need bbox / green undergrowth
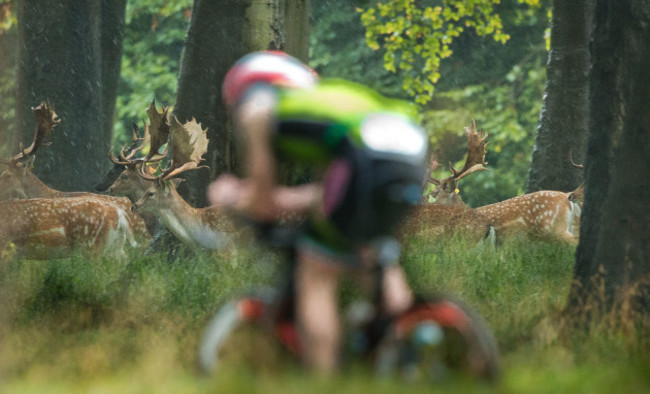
[0,237,648,393]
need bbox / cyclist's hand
[208,174,246,209]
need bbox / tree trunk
[100,0,127,144]
[16,1,106,191]
[525,0,592,193]
[173,0,310,207]
[568,0,650,321]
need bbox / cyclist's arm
[208,88,323,222]
[208,176,322,221]
[235,88,277,221]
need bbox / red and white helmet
[222,51,318,107]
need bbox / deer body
[0,165,100,200]
[400,204,493,242]
[0,102,151,252]
[421,120,584,244]
[0,197,146,260]
[475,191,581,243]
[0,166,86,200]
[0,165,151,243]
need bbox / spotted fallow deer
[474,191,581,244]
[424,120,489,206]
[129,112,242,251]
[94,113,167,235]
[424,121,583,243]
[95,123,154,202]
[401,120,494,241]
[567,154,585,205]
[0,102,151,249]
[421,120,582,244]
[0,197,144,260]
[95,100,171,203]
[472,154,585,244]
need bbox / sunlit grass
[0,236,648,393]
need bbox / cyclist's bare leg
[381,265,413,316]
[358,247,413,316]
[295,248,342,374]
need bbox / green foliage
[113,0,192,148]
[359,0,542,104]
[309,0,406,98]
[0,0,16,156]
[0,0,16,32]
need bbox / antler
[108,100,168,167]
[449,119,488,180]
[121,122,150,161]
[138,116,209,181]
[421,120,489,205]
[569,152,584,170]
[109,123,146,166]
[1,102,59,165]
[144,99,171,161]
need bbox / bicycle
[198,228,500,382]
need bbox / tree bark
[173,0,310,206]
[100,0,127,145]
[16,1,106,191]
[525,0,592,193]
[568,0,650,320]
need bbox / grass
[0,236,648,393]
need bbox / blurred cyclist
[208,51,428,373]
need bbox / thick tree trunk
[174,0,310,206]
[525,0,592,193]
[568,0,650,320]
[100,0,127,144]
[16,1,106,191]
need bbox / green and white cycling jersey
[264,79,428,254]
[273,79,427,166]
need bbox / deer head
[568,153,585,204]
[0,102,59,200]
[97,100,170,201]
[424,120,488,206]
[132,116,209,212]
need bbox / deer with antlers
[400,120,494,242]
[423,120,490,206]
[0,102,77,200]
[94,104,170,234]
[94,122,156,202]
[123,105,241,251]
[567,154,585,205]
[0,102,151,257]
[421,120,582,244]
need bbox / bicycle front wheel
[375,294,500,382]
[198,294,287,375]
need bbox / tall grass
[0,237,648,393]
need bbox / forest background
[0,0,550,207]
[0,0,649,392]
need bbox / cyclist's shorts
[301,155,423,262]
